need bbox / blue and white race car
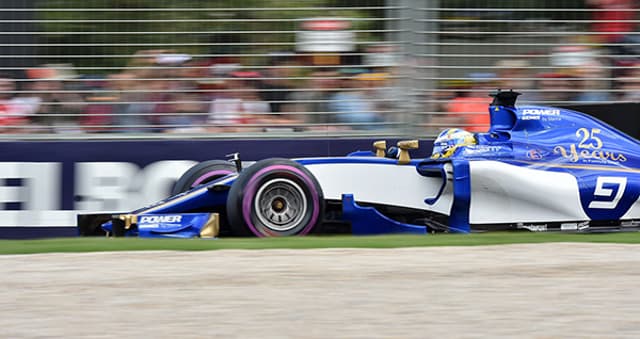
[77,90,640,237]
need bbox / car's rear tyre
[172,160,236,195]
[226,158,323,237]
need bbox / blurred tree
[0,0,38,77]
[443,0,589,19]
[445,0,585,9]
[35,0,385,73]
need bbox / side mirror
[373,140,387,157]
[397,140,419,164]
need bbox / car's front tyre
[172,160,237,195]
[226,158,324,237]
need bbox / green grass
[2,232,640,255]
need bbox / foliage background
[34,0,590,72]
[35,0,386,72]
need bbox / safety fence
[0,0,638,139]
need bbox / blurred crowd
[429,0,640,133]
[0,50,401,134]
[1,0,639,135]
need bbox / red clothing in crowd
[446,96,493,132]
[590,0,636,43]
[0,100,33,130]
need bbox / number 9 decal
[589,176,627,209]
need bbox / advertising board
[0,138,430,238]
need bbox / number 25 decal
[589,176,627,209]
[576,128,603,149]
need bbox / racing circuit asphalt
[1,243,640,338]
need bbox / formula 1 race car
[77,90,640,238]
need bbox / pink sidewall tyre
[226,158,324,237]
[171,160,236,195]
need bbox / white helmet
[431,128,476,159]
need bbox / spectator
[258,53,298,114]
[289,68,341,130]
[618,76,640,101]
[328,69,385,130]
[494,59,538,102]
[0,75,36,133]
[159,92,207,134]
[438,73,495,133]
[207,71,271,132]
[177,59,211,130]
[149,56,207,133]
[109,72,155,133]
[536,72,578,105]
[573,60,611,102]
[357,71,393,114]
[587,0,636,48]
[423,82,462,135]
[80,77,116,133]
[618,63,640,101]
[144,70,174,132]
[27,66,86,133]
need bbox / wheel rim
[253,178,307,232]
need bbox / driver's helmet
[431,128,476,159]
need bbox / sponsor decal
[526,149,543,160]
[297,17,354,52]
[621,220,640,227]
[560,221,589,231]
[521,108,561,121]
[301,19,351,31]
[554,145,627,163]
[139,215,183,224]
[474,145,504,152]
[516,223,547,232]
[0,160,195,227]
[461,145,506,157]
[553,128,626,163]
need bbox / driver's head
[431,128,476,159]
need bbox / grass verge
[1,232,640,255]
